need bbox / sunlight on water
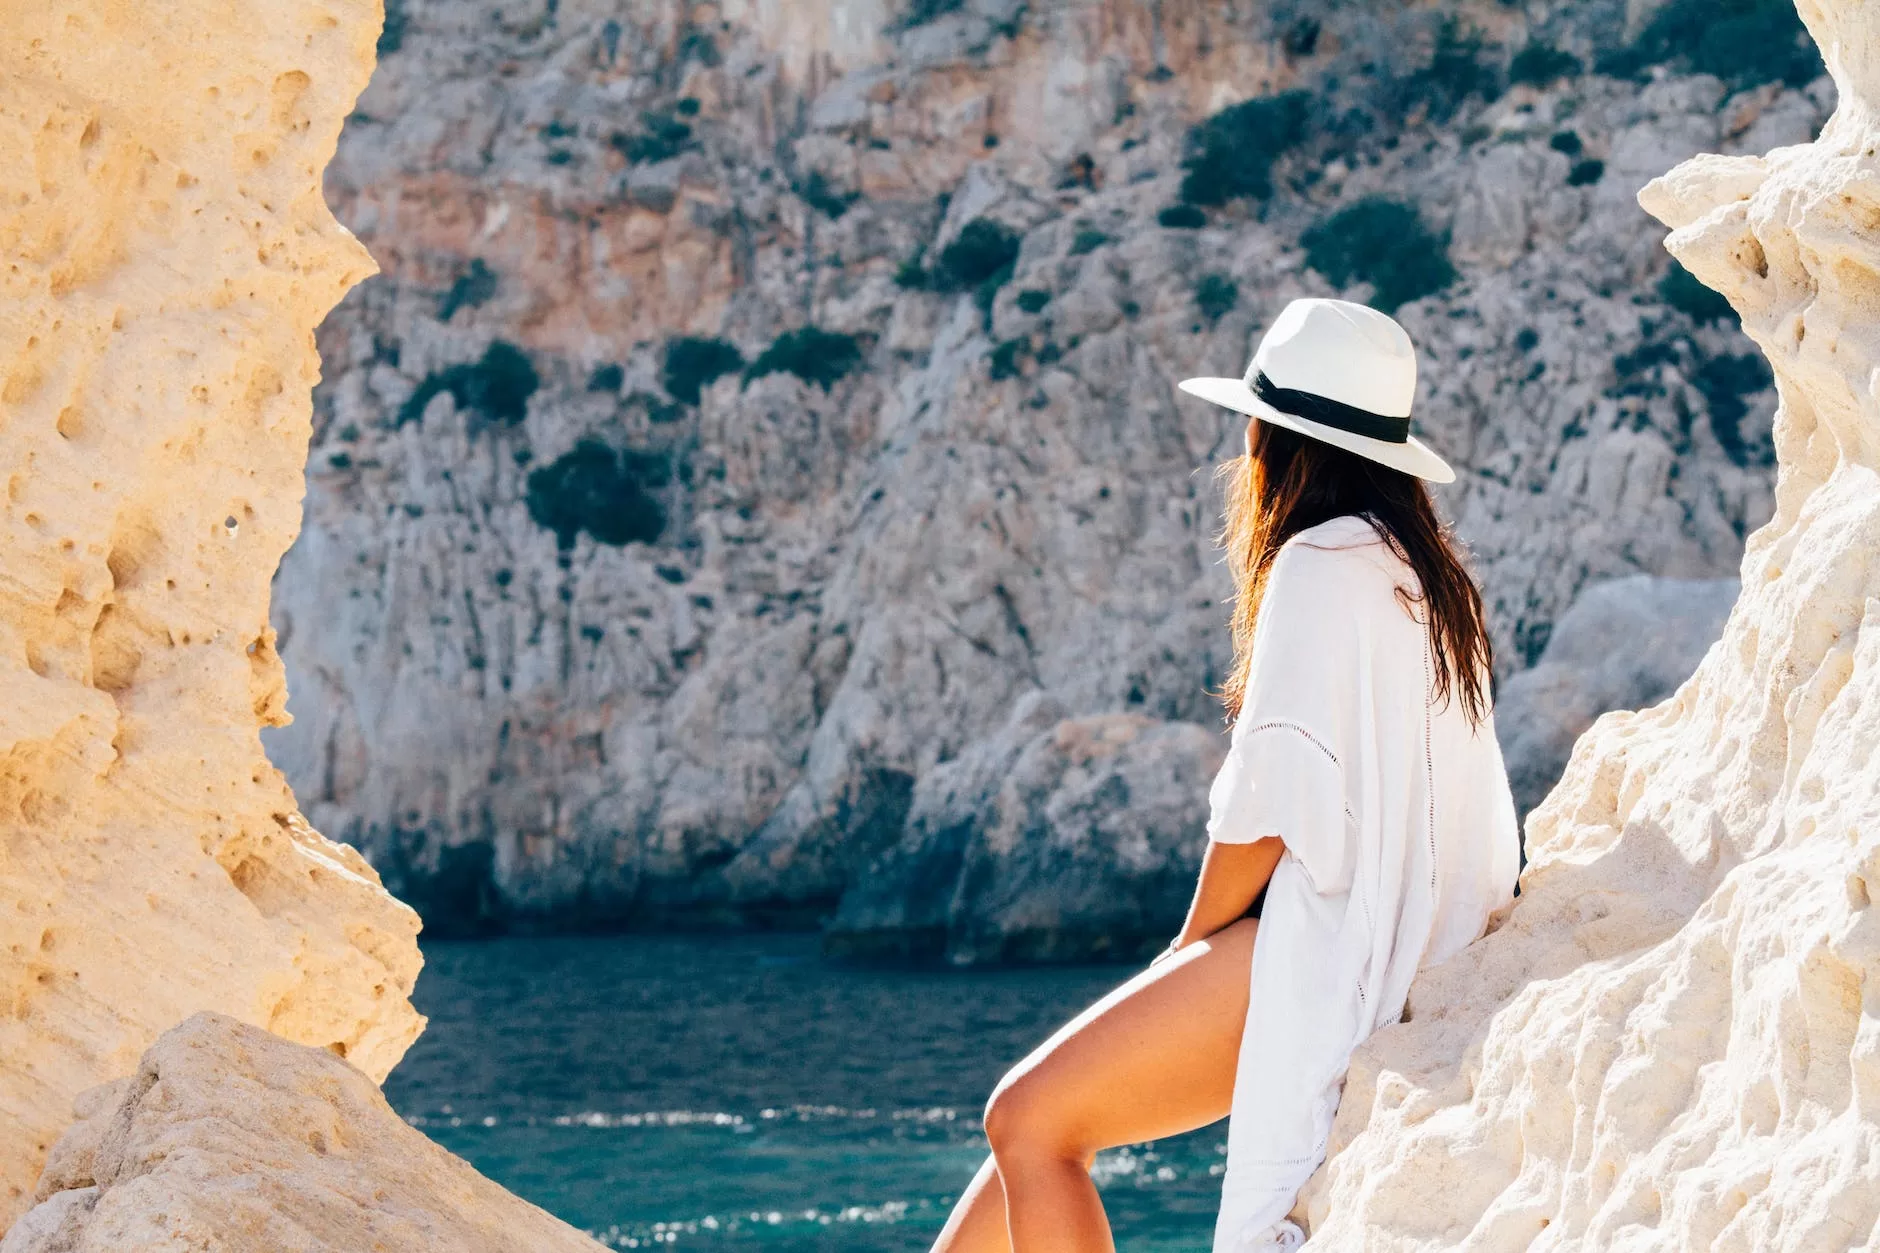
[388,933,1227,1250]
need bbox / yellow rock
[0,0,423,1228]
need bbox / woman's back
[1285,514,1521,969]
[1207,512,1520,1251]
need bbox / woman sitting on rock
[931,297,1523,1253]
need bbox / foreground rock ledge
[0,0,423,1224]
[1,1013,605,1253]
[1300,2,1880,1247]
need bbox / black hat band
[1251,371,1411,444]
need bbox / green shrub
[1158,204,1207,229]
[613,110,694,164]
[1659,260,1737,326]
[899,0,964,28]
[1515,327,1540,353]
[1693,353,1774,465]
[1596,0,1822,91]
[974,269,1012,328]
[662,336,744,405]
[1566,158,1605,186]
[894,250,930,290]
[1281,16,1321,59]
[1069,229,1109,256]
[377,0,408,54]
[989,338,1027,381]
[1016,289,1051,314]
[1549,130,1583,156]
[398,341,539,427]
[935,219,1022,291]
[1509,42,1583,87]
[1390,17,1502,123]
[1178,90,1313,206]
[1301,198,1457,313]
[525,439,669,549]
[799,170,858,219]
[587,363,625,393]
[438,258,498,322]
[1195,273,1239,323]
[541,119,576,140]
[744,327,864,391]
[675,97,701,116]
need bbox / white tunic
[1205,513,1521,1252]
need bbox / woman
[931,297,1522,1253]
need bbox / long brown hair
[1211,418,1494,729]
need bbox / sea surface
[387,933,1228,1250]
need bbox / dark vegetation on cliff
[662,336,744,405]
[525,439,671,549]
[744,327,865,391]
[1597,0,1822,90]
[1301,198,1458,313]
[1177,89,1312,206]
[397,341,539,428]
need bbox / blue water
[386,933,1228,1250]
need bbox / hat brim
[1177,376,1456,484]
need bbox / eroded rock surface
[1,1013,605,1253]
[1300,2,1880,1245]
[267,0,1817,938]
[0,0,423,1225]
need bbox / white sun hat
[1177,296,1456,484]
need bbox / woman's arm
[1157,836,1286,962]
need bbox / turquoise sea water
[386,933,1227,1250]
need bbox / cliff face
[269,0,1821,939]
[0,0,423,1225]
[1301,0,1880,1243]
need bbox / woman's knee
[983,1065,1081,1162]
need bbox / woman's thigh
[983,918,1257,1159]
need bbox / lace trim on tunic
[1236,718,1360,828]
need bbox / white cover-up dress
[1205,513,1521,1252]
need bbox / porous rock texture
[1298,1,1880,1246]
[0,0,423,1227]
[0,1012,606,1253]
[267,0,1821,944]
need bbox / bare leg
[929,918,1258,1253]
[930,1155,1010,1253]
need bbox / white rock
[1299,4,1880,1244]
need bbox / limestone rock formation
[825,690,1227,964]
[1299,1,1880,1245]
[0,0,423,1226]
[1,1012,606,1253]
[1495,573,1738,818]
[266,0,1819,939]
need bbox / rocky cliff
[1300,0,1880,1242]
[268,0,1825,943]
[0,0,423,1227]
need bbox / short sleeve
[1205,544,1359,896]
